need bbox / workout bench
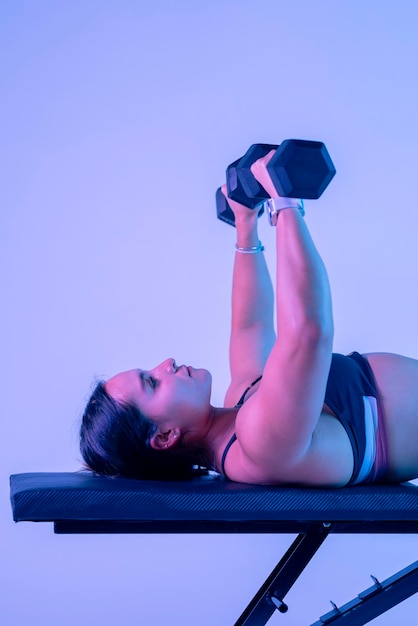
[9,472,418,625]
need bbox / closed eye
[139,371,157,390]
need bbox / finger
[250,149,276,178]
[250,150,279,198]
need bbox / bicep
[238,332,332,472]
[224,325,276,407]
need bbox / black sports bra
[220,375,261,475]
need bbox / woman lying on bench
[80,151,418,487]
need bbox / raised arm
[222,186,276,407]
[232,153,335,481]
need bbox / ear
[149,428,181,451]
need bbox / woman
[80,151,418,486]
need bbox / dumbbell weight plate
[267,139,336,199]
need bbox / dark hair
[80,382,211,480]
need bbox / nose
[156,358,177,374]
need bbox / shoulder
[219,393,296,483]
[222,405,355,486]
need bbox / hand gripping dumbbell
[216,139,336,226]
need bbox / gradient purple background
[2,2,418,624]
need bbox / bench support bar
[235,524,331,625]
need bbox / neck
[201,405,239,472]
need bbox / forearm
[275,208,334,341]
[248,151,333,341]
[232,215,274,331]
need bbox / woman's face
[105,358,213,435]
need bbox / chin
[191,366,211,379]
[202,368,212,384]
[193,367,212,389]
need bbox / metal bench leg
[234,523,332,626]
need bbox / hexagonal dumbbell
[216,140,336,226]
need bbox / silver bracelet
[266,198,305,226]
[235,242,265,254]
